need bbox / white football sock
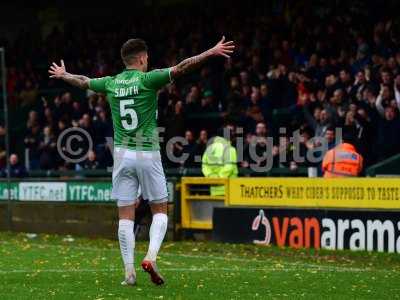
[118,219,135,277]
[145,213,168,261]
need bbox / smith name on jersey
[88,68,172,151]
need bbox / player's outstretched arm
[48,60,90,89]
[170,36,234,79]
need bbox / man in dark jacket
[377,106,400,160]
[2,154,27,178]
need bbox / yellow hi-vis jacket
[201,136,238,195]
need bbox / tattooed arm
[48,60,90,89]
[170,36,234,79]
[59,74,90,89]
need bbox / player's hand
[49,60,67,79]
[210,36,235,58]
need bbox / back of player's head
[121,39,148,65]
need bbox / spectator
[38,126,57,170]
[304,106,333,137]
[326,88,346,124]
[288,127,314,169]
[57,119,68,136]
[26,110,40,130]
[1,154,27,178]
[377,106,400,160]
[24,124,41,170]
[87,94,98,118]
[93,109,113,167]
[353,107,376,167]
[324,127,337,150]
[185,85,201,114]
[173,130,197,168]
[199,90,216,114]
[350,70,367,100]
[375,84,394,116]
[164,100,185,142]
[93,109,112,146]
[79,113,95,142]
[259,82,273,122]
[339,68,353,94]
[60,92,74,120]
[42,107,55,129]
[380,69,393,85]
[19,79,38,107]
[244,87,264,133]
[202,125,238,195]
[77,150,100,170]
[242,122,270,169]
[273,135,292,169]
[322,132,363,177]
[192,129,208,167]
[71,101,84,124]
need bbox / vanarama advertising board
[229,178,400,209]
[213,207,400,253]
[212,177,400,253]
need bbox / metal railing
[180,177,229,230]
[366,153,400,177]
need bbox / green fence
[0,179,176,203]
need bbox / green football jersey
[89,68,171,151]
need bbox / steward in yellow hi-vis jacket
[202,136,238,195]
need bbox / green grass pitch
[0,232,400,299]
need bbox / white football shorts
[112,147,168,206]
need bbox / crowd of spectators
[1,2,400,175]
[23,91,113,171]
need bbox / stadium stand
[0,1,399,176]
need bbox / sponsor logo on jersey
[115,78,139,84]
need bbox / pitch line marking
[0,241,389,273]
[0,266,361,274]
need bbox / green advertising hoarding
[0,182,18,200]
[68,182,112,202]
[0,181,174,202]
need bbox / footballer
[48,36,234,286]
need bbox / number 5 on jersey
[120,99,138,130]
